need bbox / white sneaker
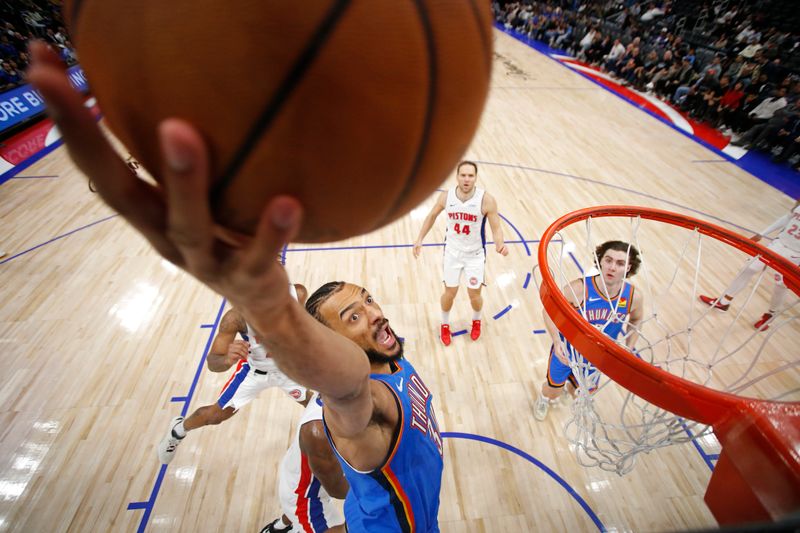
[533,396,550,421]
[157,416,185,464]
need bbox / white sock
[173,420,187,438]
[724,260,762,300]
[472,310,481,321]
[441,311,450,325]
[768,284,787,314]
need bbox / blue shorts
[546,343,598,390]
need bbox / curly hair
[594,240,641,276]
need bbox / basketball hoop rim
[537,205,800,427]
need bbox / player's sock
[769,284,787,314]
[172,420,187,438]
[472,310,481,321]
[441,311,450,325]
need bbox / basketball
[62,2,493,243]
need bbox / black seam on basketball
[69,0,85,42]
[466,0,491,74]
[372,0,437,231]
[210,0,353,207]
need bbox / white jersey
[444,186,486,253]
[775,205,800,252]
[244,284,298,372]
[277,392,344,531]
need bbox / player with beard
[28,43,444,531]
[304,282,443,532]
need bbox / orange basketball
[63,1,492,243]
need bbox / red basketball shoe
[699,294,729,311]
[470,320,481,341]
[440,324,451,346]
[753,313,773,331]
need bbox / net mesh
[535,213,800,475]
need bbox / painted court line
[442,432,605,532]
[0,214,119,265]
[128,298,227,533]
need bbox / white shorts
[278,452,344,533]
[217,360,307,410]
[443,246,486,288]
[766,239,800,284]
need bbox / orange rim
[537,205,800,426]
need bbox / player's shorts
[279,453,344,533]
[442,246,486,288]
[766,240,800,283]
[217,360,307,410]
[546,343,599,391]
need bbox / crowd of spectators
[493,0,800,171]
[1,0,75,92]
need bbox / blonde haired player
[412,161,508,346]
[699,199,800,331]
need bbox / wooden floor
[1,30,797,532]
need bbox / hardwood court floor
[0,29,797,532]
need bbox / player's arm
[625,287,644,350]
[299,420,350,499]
[753,209,794,242]
[412,191,447,257]
[29,51,384,469]
[483,192,508,256]
[542,279,584,364]
[207,309,249,372]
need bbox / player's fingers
[244,196,303,276]
[159,119,217,276]
[28,43,183,265]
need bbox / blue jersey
[324,358,443,532]
[581,275,634,339]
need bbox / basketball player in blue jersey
[413,161,508,346]
[534,241,644,421]
[33,51,445,530]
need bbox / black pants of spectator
[773,138,800,162]
[737,122,783,148]
[729,113,767,134]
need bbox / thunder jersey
[324,358,443,532]
[444,186,486,253]
[776,204,800,252]
[575,275,634,341]
[243,284,298,372]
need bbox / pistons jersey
[776,204,800,252]
[242,284,298,372]
[324,358,444,532]
[444,187,486,253]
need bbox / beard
[365,336,404,365]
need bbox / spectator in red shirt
[717,81,745,132]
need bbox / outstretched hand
[27,41,301,318]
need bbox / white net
[535,213,800,475]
